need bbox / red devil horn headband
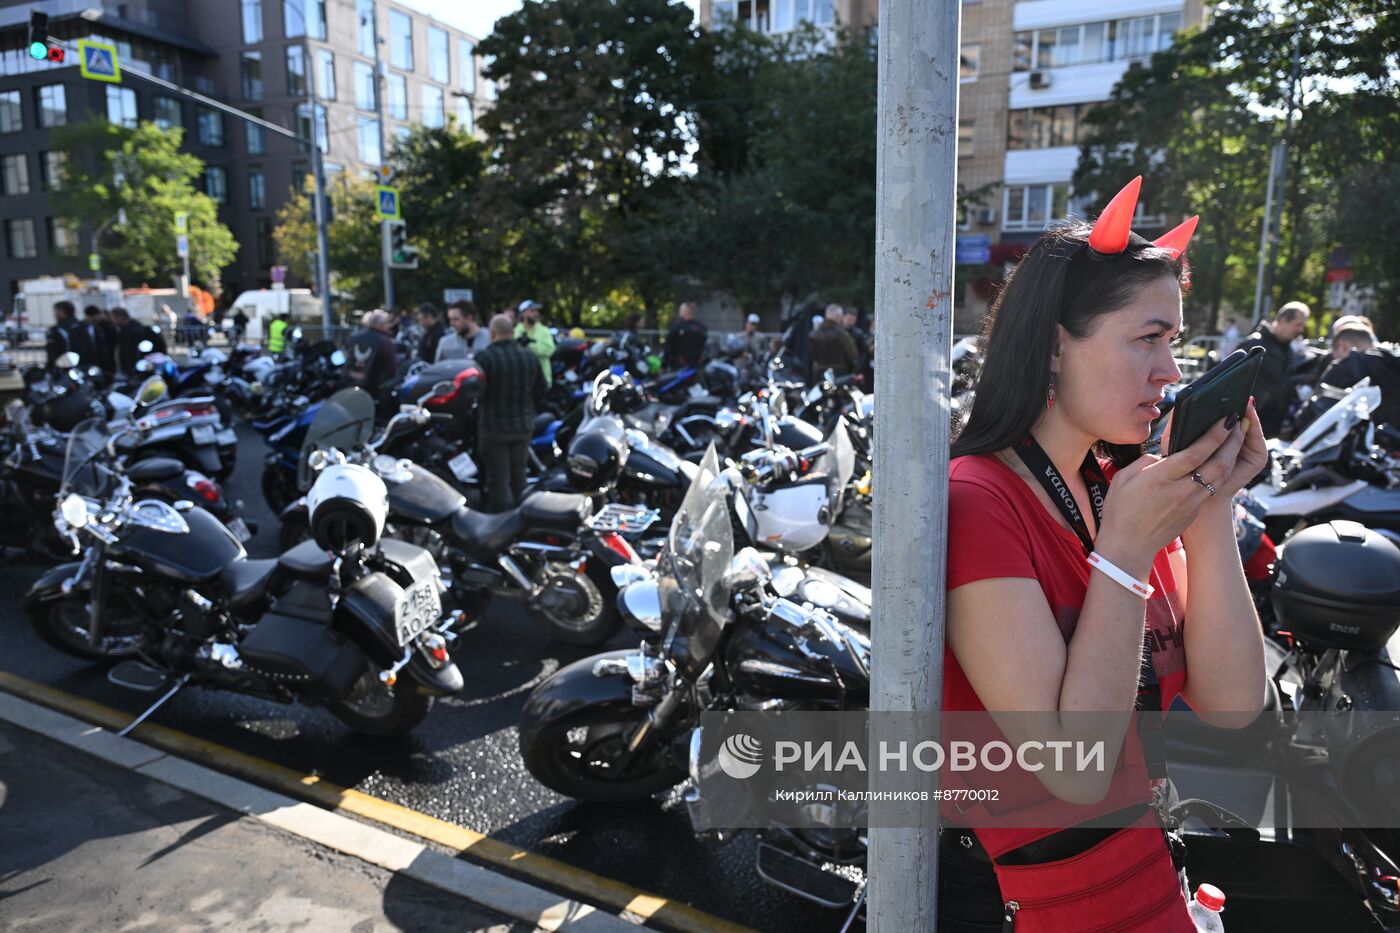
[1085,176,1197,259]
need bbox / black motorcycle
[22,418,462,737]
[276,387,656,645]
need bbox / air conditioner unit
[974,208,997,225]
[1029,70,1052,89]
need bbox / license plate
[396,579,442,645]
[447,452,477,482]
[191,425,215,445]
[216,428,237,446]
[227,517,252,543]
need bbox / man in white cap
[738,312,768,363]
[514,299,556,386]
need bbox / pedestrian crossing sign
[78,40,121,83]
[375,186,401,220]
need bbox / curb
[0,673,754,933]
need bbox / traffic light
[386,220,419,269]
[27,12,64,63]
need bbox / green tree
[272,169,382,310]
[476,0,704,325]
[50,119,238,289]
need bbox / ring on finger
[1189,471,1217,497]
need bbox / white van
[226,288,323,342]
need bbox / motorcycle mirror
[137,339,155,353]
[725,547,771,592]
[330,349,346,366]
[292,327,304,341]
[610,564,651,589]
[60,493,89,530]
[57,351,80,370]
[417,380,455,404]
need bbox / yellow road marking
[0,671,754,933]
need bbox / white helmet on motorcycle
[306,462,389,552]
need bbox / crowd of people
[43,300,167,379]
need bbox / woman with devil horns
[936,178,1269,931]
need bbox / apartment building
[0,0,490,301]
[698,0,1207,325]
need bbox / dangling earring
[1046,382,1057,411]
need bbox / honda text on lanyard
[1012,437,1169,791]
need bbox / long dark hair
[952,222,1186,467]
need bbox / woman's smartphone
[1167,346,1265,454]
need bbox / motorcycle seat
[127,457,184,483]
[533,413,557,435]
[450,507,526,558]
[277,539,334,580]
[221,558,278,615]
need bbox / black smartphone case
[1168,346,1265,454]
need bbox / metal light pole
[1250,28,1304,327]
[868,0,960,928]
[368,0,394,311]
[304,39,334,330]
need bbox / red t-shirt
[942,453,1194,932]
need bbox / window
[308,0,327,40]
[1003,183,1072,231]
[428,27,449,83]
[957,118,974,157]
[354,61,376,110]
[318,50,336,100]
[459,39,475,92]
[205,166,228,203]
[107,86,138,128]
[154,96,182,129]
[1006,104,1098,150]
[284,0,305,37]
[248,167,266,209]
[287,45,306,97]
[241,52,263,100]
[197,108,224,146]
[960,43,979,81]
[48,218,77,254]
[389,11,413,70]
[456,95,473,133]
[0,91,21,133]
[422,85,444,128]
[1014,14,1180,72]
[357,116,381,165]
[246,113,266,154]
[717,0,833,32]
[296,103,328,152]
[292,161,309,192]
[392,124,410,143]
[357,0,376,56]
[36,85,66,128]
[2,154,29,195]
[387,73,407,119]
[256,218,274,266]
[41,151,65,190]
[242,0,263,43]
[6,218,37,259]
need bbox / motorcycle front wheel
[29,595,144,662]
[520,708,686,802]
[326,670,432,737]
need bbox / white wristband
[1086,551,1154,600]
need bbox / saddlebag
[238,613,366,701]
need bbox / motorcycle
[276,387,656,645]
[21,417,462,737]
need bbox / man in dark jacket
[416,303,445,364]
[1239,300,1310,438]
[1317,327,1400,428]
[109,306,156,376]
[80,305,116,374]
[475,313,547,511]
[345,309,399,391]
[810,304,861,377]
[45,300,87,367]
[663,302,708,369]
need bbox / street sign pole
[869,0,960,928]
[381,220,396,309]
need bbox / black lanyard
[1012,436,1167,778]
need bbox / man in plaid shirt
[474,314,548,511]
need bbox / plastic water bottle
[1188,883,1225,932]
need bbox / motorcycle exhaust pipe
[497,554,535,593]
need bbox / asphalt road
[0,423,856,933]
